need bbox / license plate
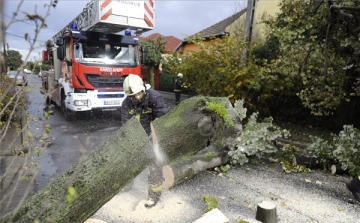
[104,100,120,105]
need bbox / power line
[4,13,60,31]
[6,32,49,44]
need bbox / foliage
[281,160,310,174]
[306,125,360,177]
[225,99,290,166]
[205,101,234,127]
[214,164,231,173]
[252,35,280,63]
[202,195,218,212]
[164,33,274,108]
[41,63,53,71]
[226,112,289,165]
[25,61,35,70]
[0,75,28,124]
[141,37,166,87]
[160,52,182,77]
[142,37,165,66]
[66,186,77,203]
[274,144,310,173]
[260,0,360,116]
[233,99,247,123]
[6,50,23,70]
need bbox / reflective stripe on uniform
[143,108,152,114]
[149,184,162,193]
[174,89,182,92]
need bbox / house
[139,33,182,90]
[177,9,247,53]
[177,0,281,53]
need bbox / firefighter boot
[145,189,161,208]
[346,176,360,202]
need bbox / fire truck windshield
[74,41,139,66]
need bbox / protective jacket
[120,89,168,135]
[174,79,183,92]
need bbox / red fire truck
[41,0,155,120]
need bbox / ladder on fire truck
[53,0,155,40]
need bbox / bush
[306,125,360,177]
[0,75,28,125]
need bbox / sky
[3,0,247,61]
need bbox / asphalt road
[26,75,180,192]
[26,75,360,223]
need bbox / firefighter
[347,176,360,202]
[174,73,183,105]
[121,74,168,208]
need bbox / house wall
[226,12,247,38]
[178,0,281,54]
[251,0,281,43]
[178,42,199,54]
[179,38,220,54]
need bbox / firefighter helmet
[177,73,183,78]
[123,74,145,96]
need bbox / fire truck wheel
[62,99,74,121]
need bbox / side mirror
[56,38,64,46]
[57,46,64,60]
[141,45,146,65]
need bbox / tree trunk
[152,96,240,162]
[1,118,154,223]
[162,146,230,189]
[149,66,155,89]
[255,201,277,223]
[1,96,240,223]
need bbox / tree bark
[162,146,230,189]
[1,96,240,223]
[152,96,240,163]
[1,118,153,223]
[255,201,277,223]
[149,66,155,89]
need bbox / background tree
[141,37,165,88]
[26,61,35,70]
[165,33,272,114]
[257,0,360,129]
[6,50,23,70]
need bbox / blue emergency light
[125,30,131,36]
[70,23,78,30]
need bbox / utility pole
[0,0,5,73]
[1,29,6,73]
[244,0,256,44]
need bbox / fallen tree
[1,118,153,223]
[162,145,230,189]
[1,96,240,223]
[152,96,241,162]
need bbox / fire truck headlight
[74,100,88,106]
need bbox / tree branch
[330,5,360,12]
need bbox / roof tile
[139,33,182,52]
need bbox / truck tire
[62,99,74,121]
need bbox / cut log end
[162,165,175,189]
[255,201,277,223]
